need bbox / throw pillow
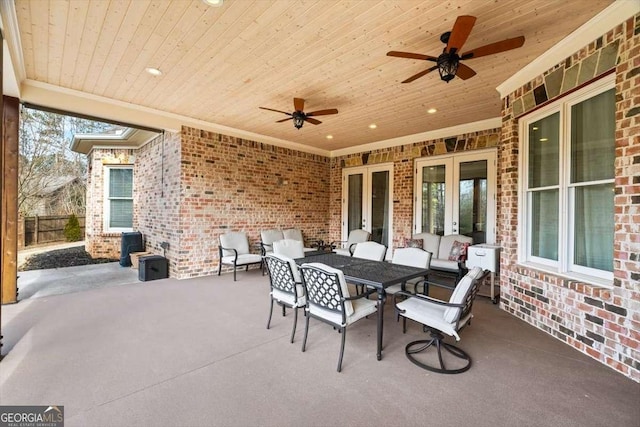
[404,238,423,249]
[448,240,470,261]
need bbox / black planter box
[138,255,168,281]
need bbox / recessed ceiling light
[369,124,377,129]
[145,67,162,76]
[326,135,333,139]
[427,108,437,114]
[532,126,539,130]
[539,138,548,142]
[202,0,224,6]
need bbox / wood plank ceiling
[14,0,613,151]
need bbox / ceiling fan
[259,98,338,129]
[387,15,525,83]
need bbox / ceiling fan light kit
[387,15,525,83]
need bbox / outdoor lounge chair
[331,229,371,256]
[218,231,263,281]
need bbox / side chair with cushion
[394,266,485,374]
[260,229,285,257]
[351,241,387,261]
[218,231,263,281]
[385,247,432,295]
[300,263,378,372]
[331,229,371,257]
[282,228,317,253]
[273,239,305,259]
[265,253,306,343]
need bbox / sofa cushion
[412,233,441,258]
[403,237,423,249]
[448,240,470,261]
[430,258,461,272]
[439,234,473,262]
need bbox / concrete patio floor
[1,268,638,427]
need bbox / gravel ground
[19,245,118,271]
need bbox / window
[104,166,133,232]
[520,76,615,284]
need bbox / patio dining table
[294,252,430,361]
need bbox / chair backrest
[412,233,441,258]
[352,241,387,261]
[300,263,353,317]
[265,253,302,291]
[282,228,304,242]
[392,247,432,269]
[219,232,250,256]
[273,239,305,259]
[261,229,284,246]
[444,267,484,324]
[347,229,371,246]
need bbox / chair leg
[290,307,298,343]
[405,331,472,374]
[337,326,346,372]
[282,305,286,316]
[233,263,237,281]
[218,261,222,276]
[266,298,274,329]
[302,314,310,352]
[402,316,407,333]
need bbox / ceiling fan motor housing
[292,111,306,129]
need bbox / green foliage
[63,214,83,242]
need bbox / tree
[63,214,83,242]
[18,107,112,216]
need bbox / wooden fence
[19,215,86,248]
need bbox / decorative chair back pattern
[301,263,354,320]
[266,254,299,297]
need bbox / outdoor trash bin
[120,231,144,267]
[138,255,168,281]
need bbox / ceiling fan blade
[460,36,525,60]
[446,15,477,54]
[260,107,291,115]
[293,97,305,112]
[276,117,293,123]
[401,65,438,83]
[387,51,437,62]
[456,63,477,80]
[305,117,322,125]
[306,108,338,117]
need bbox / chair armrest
[348,243,358,256]
[393,291,465,312]
[329,240,347,249]
[219,246,239,261]
[260,242,273,256]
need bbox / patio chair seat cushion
[272,286,306,307]
[308,297,377,327]
[396,297,459,340]
[429,258,460,272]
[221,253,262,266]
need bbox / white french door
[342,163,393,250]
[414,149,496,244]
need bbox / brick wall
[134,132,182,277]
[498,14,640,381]
[174,127,330,279]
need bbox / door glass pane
[459,160,487,243]
[529,113,559,188]
[571,89,615,183]
[370,171,389,246]
[347,174,363,233]
[421,165,445,235]
[531,189,558,260]
[573,183,614,271]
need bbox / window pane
[574,184,614,271]
[109,168,133,197]
[110,199,133,228]
[528,113,559,188]
[531,189,558,260]
[571,89,615,183]
[421,165,445,235]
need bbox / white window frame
[103,165,134,233]
[518,74,615,286]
